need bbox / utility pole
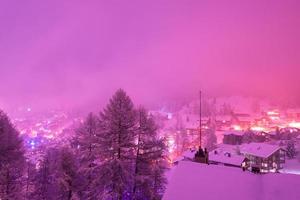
[199,90,202,148]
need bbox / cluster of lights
[163,108,300,166]
[30,140,35,149]
[167,137,175,153]
[250,126,266,132]
[269,116,280,121]
[267,111,279,116]
[12,109,80,153]
[232,125,242,131]
[230,110,300,132]
[289,122,300,129]
[44,134,54,139]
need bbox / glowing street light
[232,125,242,131]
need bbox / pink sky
[0,0,299,110]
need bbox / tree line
[0,89,167,200]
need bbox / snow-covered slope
[164,161,300,200]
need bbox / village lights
[251,126,265,132]
[289,121,300,129]
[232,125,242,131]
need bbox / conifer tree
[0,110,25,200]
[132,107,167,200]
[132,107,154,200]
[57,147,79,200]
[149,138,168,200]
[31,148,60,200]
[32,146,81,200]
[25,159,37,200]
[98,89,137,200]
[73,113,102,199]
[286,140,296,159]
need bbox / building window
[270,169,276,173]
[262,163,268,167]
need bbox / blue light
[29,140,36,149]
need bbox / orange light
[167,137,175,153]
[232,125,242,131]
[31,130,38,137]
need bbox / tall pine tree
[98,89,137,200]
[149,138,168,200]
[31,148,60,200]
[57,147,79,200]
[286,140,296,159]
[24,159,37,200]
[132,107,168,200]
[132,107,154,199]
[73,112,102,199]
[32,146,81,200]
[0,110,25,200]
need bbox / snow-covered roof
[216,144,240,153]
[240,143,281,158]
[223,130,244,136]
[182,150,196,159]
[164,161,300,200]
[173,150,196,163]
[209,149,246,166]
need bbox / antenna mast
[199,90,202,148]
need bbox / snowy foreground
[280,159,300,175]
[164,161,300,200]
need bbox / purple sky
[0,0,299,110]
